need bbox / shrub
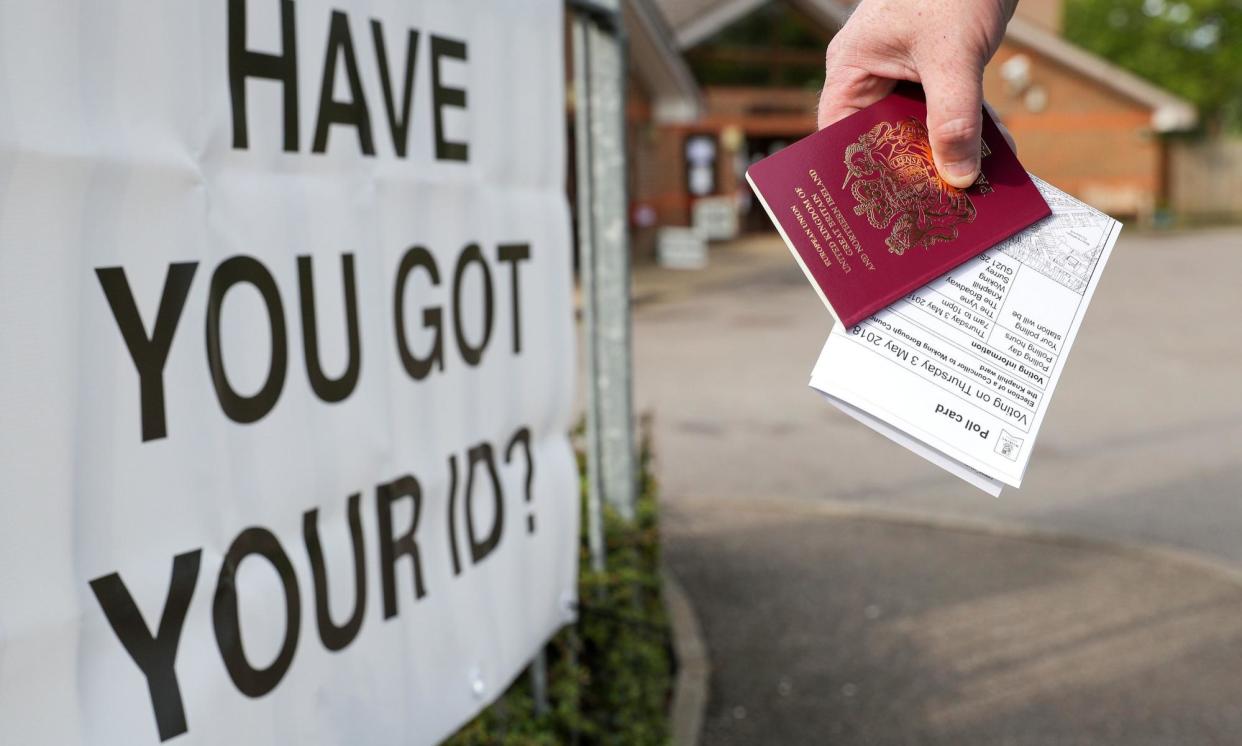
[446,424,672,745]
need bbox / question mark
[505,427,535,534]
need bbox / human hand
[817,0,1018,188]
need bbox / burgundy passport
[746,88,1050,327]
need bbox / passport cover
[746,88,1051,327]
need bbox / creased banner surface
[0,2,577,744]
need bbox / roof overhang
[625,0,705,123]
[674,0,851,48]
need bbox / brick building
[621,0,1196,256]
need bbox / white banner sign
[0,2,578,744]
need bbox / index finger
[817,65,897,130]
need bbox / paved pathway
[630,228,1242,744]
[665,497,1242,745]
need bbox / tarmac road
[630,227,1242,744]
[634,227,1242,563]
[664,498,1242,745]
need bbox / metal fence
[525,0,639,713]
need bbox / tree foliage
[1064,0,1242,131]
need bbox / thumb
[921,64,985,189]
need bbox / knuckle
[824,35,849,67]
[932,117,981,148]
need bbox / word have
[229,0,469,160]
[89,427,536,742]
[96,242,531,442]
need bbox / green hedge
[446,426,673,745]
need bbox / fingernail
[940,159,979,188]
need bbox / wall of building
[622,0,1173,252]
[1169,137,1242,220]
[985,40,1161,218]
[630,126,693,259]
[685,50,1165,223]
[625,76,668,260]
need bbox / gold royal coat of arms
[843,118,984,255]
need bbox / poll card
[810,176,1122,495]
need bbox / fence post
[572,1,637,576]
[529,649,549,717]
[524,0,636,721]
